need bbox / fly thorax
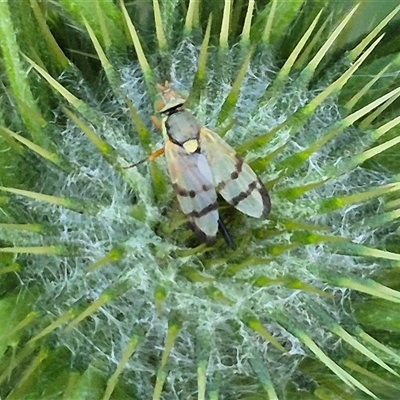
[165,110,201,146]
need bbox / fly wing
[199,127,271,218]
[164,139,219,243]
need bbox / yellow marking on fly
[183,139,199,153]
[155,81,271,245]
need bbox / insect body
[156,82,271,245]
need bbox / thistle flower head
[1,1,400,399]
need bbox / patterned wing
[164,139,219,243]
[199,127,271,218]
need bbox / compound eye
[154,98,166,113]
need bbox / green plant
[1,1,400,399]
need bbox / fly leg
[124,115,165,169]
[124,147,165,169]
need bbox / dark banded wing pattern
[164,139,219,243]
[156,82,270,244]
[199,127,271,218]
